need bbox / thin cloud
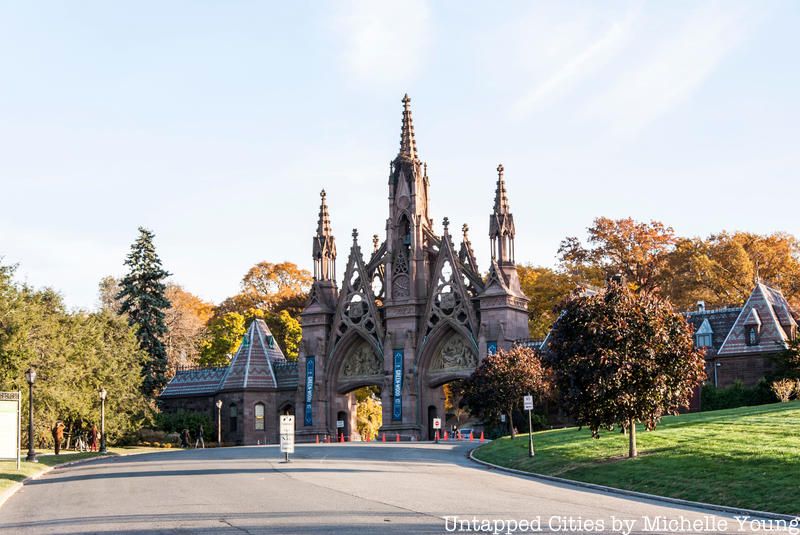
[583,2,760,135]
[332,0,431,85]
[513,7,641,116]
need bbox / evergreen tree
[117,227,172,397]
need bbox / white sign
[500,414,506,422]
[432,418,441,430]
[336,419,345,429]
[280,415,295,454]
[0,392,20,470]
[523,395,534,411]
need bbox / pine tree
[117,227,172,397]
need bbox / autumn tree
[462,346,549,439]
[207,261,310,362]
[559,217,676,293]
[354,387,382,441]
[97,276,122,314]
[516,265,578,338]
[117,227,172,397]
[218,261,312,317]
[163,284,213,372]
[545,279,706,458]
[662,232,800,310]
[199,312,246,367]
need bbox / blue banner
[304,356,315,426]
[392,349,403,421]
[487,341,498,355]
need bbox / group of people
[50,420,100,455]
[179,425,205,449]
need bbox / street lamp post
[99,387,107,454]
[24,367,37,463]
[215,399,223,446]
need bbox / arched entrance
[328,333,384,441]
[418,326,479,440]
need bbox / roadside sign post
[336,419,344,442]
[0,391,21,470]
[432,417,441,444]
[280,415,295,463]
[523,394,534,458]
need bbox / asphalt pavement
[0,442,792,534]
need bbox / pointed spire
[317,189,333,237]
[373,234,380,253]
[398,94,418,160]
[442,216,450,238]
[494,164,510,214]
[352,228,359,244]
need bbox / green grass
[0,446,171,494]
[474,401,800,515]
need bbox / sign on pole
[0,392,21,470]
[336,420,344,429]
[523,395,534,411]
[280,415,295,461]
[432,418,441,430]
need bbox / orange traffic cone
[396,433,400,442]
[444,431,448,441]
[480,431,485,442]
[469,432,474,441]
[339,433,344,443]
[382,433,386,442]
[315,434,319,444]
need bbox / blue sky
[1,1,798,310]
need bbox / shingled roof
[160,366,227,398]
[717,282,797,356]
[219,319,286,391]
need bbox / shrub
[152,442,161,448]
[701,379,778,411]
[162,443,173,449]
[772,379,795,402]
[154,410,213,434]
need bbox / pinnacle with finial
[494,163,510,215]
[317,189,333,237]
[373,234,379,252]
[462,223,469,239]
[352,228,359,242]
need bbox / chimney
[697,301,706,313]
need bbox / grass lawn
[473,401,800,516]
[0,446,172,494]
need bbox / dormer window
[743,308,762,347]
[695,318,713,348]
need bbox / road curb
[468,445,798,523]
[0,449,170,511]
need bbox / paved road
[0,443,790,534]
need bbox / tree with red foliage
[545,279,706,458]
[462,346,549,440]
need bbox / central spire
[398,93,418,161]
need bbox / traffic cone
[444,431,448,441]
[479,431,484,442]
[339,433,344,443]
[469,432,474,441]
[396,433,400,442]
[382,433,386,442]
[315,434,319,444]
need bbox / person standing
[90,423,99,452]
[52,421,64,455]
[194,424,205,449]
[180,428,190,448]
